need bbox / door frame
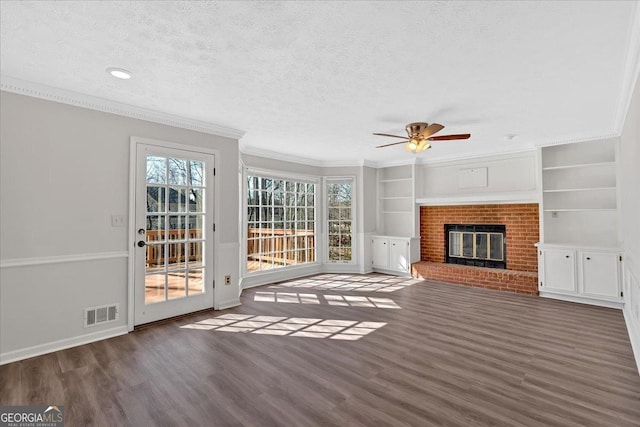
[127,136,220,331]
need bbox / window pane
[168,187,187,212]
[188,241,204,268]
[490,234,504,260]
[449,232,461,257]
[167,242,186,270]
[475,233,488,259]
[189,161,204,186]
[147,244,165,268]
[188,268,204,295]
[168,158,187,185]
[462,233,474,258]
[146,215,165,242]
[339,208,351,220]
[188,188,203,213]
[147,186,166,213]
[167,270,187,300]
[146,156,166,184]
[167,216,186,240]
[189,215,204,239]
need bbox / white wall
[0,92,241,363]
[619,72,640,372]
[416,151,538,204]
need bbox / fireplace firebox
[445,224,506,269]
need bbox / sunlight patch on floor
[254,291,401,309]
[268,273,421,293]
[180,313,387,340]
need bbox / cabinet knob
[586,257,591,260]
[565,255,570,259]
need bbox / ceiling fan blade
[376,141,408,148]
[419,123,444,139]
[373,133,410,139]
[427,133,471,141]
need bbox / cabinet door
[372,238,389,268]
[389,238,410,272]
[542,249,577,293]
[581,252,620,299]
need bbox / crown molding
[413,145,537,165]
[614,1,640,133]
[534,133,619,148]
[0,75,245,140]
[240,145,377,168]
[415,148,536,167]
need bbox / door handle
[137,241,146,247]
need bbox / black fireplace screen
[445,224,506,269]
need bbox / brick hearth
[413,203,539,295]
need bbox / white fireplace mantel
[415,191,539,206]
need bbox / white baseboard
[622,256,640,375]
[0,325,128,365]
[216,299,241,310]
[539,292,624,309]
[623,307,640,375]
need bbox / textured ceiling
[1,1,639,165]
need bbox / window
[326,178,353,262]
[448,231,504,261]
[247,174,316,272]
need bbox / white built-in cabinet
[371,236,420,275]
[537,138,622,308]
[373,164,420,276]
[537,245,622,308]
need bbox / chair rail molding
[0,251,129,269]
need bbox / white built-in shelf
[377,164,417,237]
[543,187,616,193]
[539,138,618,247]
[542,161,615,171]
[379,178,413,183]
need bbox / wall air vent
[84,303,119,328]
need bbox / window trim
[324,176,356,265]
[242,167,320,276]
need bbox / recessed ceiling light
[503,134,518,141]
[106,67,132,80]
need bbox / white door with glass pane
[134,143,214,326]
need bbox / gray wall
[619,72,640,370]
[0,92,240,361]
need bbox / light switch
[111,215,126,227]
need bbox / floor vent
[84,304,119,327]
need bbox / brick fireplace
[412,203,539,295]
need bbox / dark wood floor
[2,273,639,426]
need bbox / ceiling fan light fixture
[407,140,418,151]
[417,141,431,152]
